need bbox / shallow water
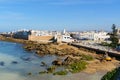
[0,41,106,80]
[0,41,59,80]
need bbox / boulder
[52,59,63,66]
[40,61,47,67]
[11,61,18,64]
[63,56,80,65]
[0,61,4,66]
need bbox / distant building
[63,29,66,35]
[1,29,73,43]
[55,29,74,43]
[117,28,120,35]
[62,35,74,43]
[28,35,54,42]
[74,31,110,43]
[13,30,30,40]
[94,31,110,42]
[117,28,120,43]
[28,30,55,42]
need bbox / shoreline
[0,35,120,79]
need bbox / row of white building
[30,29,74,43]
[73,30,110,43]
[2,29,73,43]
[29,29,111,43]
[2,29,115,43]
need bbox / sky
[0,0,120,32]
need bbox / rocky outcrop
[52,56,81,66]
[63,56,80,65]
[52,59,63,66]
[40,61,47,67]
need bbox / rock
[0,61,4,66]
[20,56,32,61]
[11,61,18,64]
[55,51,65,56]
[63,56,73,65]
[36,50,46,56]
[52,59,63,66]
[35,50,40,54]
[63,56,80,65]
[41,61,47,67]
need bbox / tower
[63,29,66,35]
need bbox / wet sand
[26,71,107,80]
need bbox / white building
[117,28,120,43]
[55,29,74,43]
[62,35,74,43]
[117,28,120,35]
[30,30,50,36]
[30,30,62,36]
[94,31,110,41]
[75,31,110,43]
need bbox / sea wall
[28,35,54,42]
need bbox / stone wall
[28,35,54,42]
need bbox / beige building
[28,35,54,42]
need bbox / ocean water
[0,41,58,80]
[0,41,106,80]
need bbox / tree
[109,24,119,48]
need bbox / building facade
[12,30,30,40]
[74,31,110,43]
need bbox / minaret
[63,29,66,35]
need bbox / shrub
[53,70,68,75]
[81,54,94,61]
[47,66,56,73]
[39,71,47,74]
[68,61,87,73]
[101,42,110,46]
[27,72,32,75]
[101,68,119,80]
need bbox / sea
[0,41,106,80]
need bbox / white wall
[75,31,110,42]
[62,35,74,43]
